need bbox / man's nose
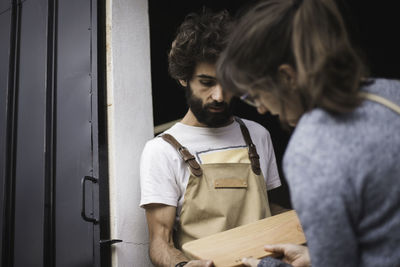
[211,84,224,102]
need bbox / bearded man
[140,9,283,267]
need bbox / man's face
[181,62,234,127]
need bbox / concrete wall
[106,0,154,266]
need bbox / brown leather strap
[161,134,203,177]
[234,117,261,175]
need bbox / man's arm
[145,204,189,267]
[145,204,213,267]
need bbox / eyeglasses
[240,93,259,108]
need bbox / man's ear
[179,79,187,87]
[278,64,297,89]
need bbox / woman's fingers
[264,244,285,254]
[242,257,260,267]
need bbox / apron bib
[162,117,272,251]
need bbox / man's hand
[264,244,310,267]
[186,259,213,267]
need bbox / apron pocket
[214,178,248,188]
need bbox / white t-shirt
[139,118,281,219]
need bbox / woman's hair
[168,9,232,82]
[217,0,368,115]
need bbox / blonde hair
[217,0,368,115]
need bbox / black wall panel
[1,0,104,266]
[0,1,10,14]
[0,5,11,263]
[56,0,95,266]
[13,1,48,266]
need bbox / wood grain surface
[182,210,306,267]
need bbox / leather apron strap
[359,91,400,115]
[234,117,261,175]
[161,134,203,177]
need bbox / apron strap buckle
[161,134,203,177]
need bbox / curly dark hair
[168,8,232,82]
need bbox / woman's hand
[264,244,310,267]
[241,244,310,267]
[241,257,260,267]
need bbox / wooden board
[182,210,306,267]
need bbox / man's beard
[186,85,234,127]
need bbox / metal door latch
[100,239,123,246]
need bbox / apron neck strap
[234,117,261,175]
[161,134,203,177]
[359,91,400,115]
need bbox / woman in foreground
[217,0,400,266]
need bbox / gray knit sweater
[259,78,400,267]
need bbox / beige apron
[162,117,272,251]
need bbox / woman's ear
[278,64,297,89]
[179,79,187,87]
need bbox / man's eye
[200,80,216,87]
